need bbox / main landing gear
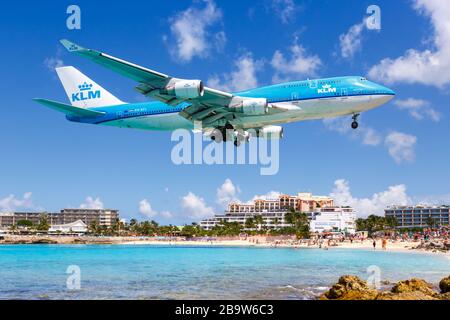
[210,123,246,147]
[351,114,360,130]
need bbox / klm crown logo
[72,82,101,102]
[318,84,337,94]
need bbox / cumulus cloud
[330,179,410,217]
[181,192,215,219]
[139,199,173,219]
[270,0,298,24]
[368,0,450,87]
[0,192,37,212]
[216,179,241,208]
[394,98,441,122]
[167,0,225,62]
[271,42,322,83]
[249,191,283,203]
[385,131,417,164]
[207,52,262,91]
[79,197,104,209]
[323,117,382,147]
[339,20,366,59]
[44,57,64,71]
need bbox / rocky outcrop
[439,276,450,293]
[320,275,378,300]
[321,275,450,300]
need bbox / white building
[310,207,356,234]
[48,220,88,234]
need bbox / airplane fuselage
[67,76,395,131]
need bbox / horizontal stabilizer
[33,99,105,118]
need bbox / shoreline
[1,235,448,257]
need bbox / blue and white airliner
[34,40,395,146]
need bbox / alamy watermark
[366,265,381,290]
[66,265,81,290]
[366,5,381,30]
[171,123,280,176]
[66,5,81,30]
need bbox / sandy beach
[1,235,449,257]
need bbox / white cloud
[0,192,37,212]
[270,0,298,24]
[249,191,283,203]
[79,197,104,210]
[44,57,64,71]
[385,131,417,164]
[323,117,382,146]
[207,52,262,91]
[168,0,225,62]
[181,192,215,219]
[368,0,450,87]
[139,199,173,219]
[216,179,241,208]
[330,179,410,217]
[271,42,322,83]
[394,98,441,122]
[139,199,158,218]
[339,20,366,59]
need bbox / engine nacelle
[166,80,205,99]
[259,125,284,140]
[231,98,269,115]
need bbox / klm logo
[72,82,101,102]
[318,84,336,94]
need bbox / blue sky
[1,0,449,223]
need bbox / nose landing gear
[351,114,360,130]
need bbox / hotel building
[200,192,356,233]
[0,208,119,228]
[385,205,450,229]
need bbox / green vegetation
[356,215,397,234]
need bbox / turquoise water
[0,245,448,300]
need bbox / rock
[376,291,437,300]
[439,276,450,293]
[391,278,437,297]
[320,275,378,300]
[438,292,450,300]
[32,238,58,244]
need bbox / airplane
[34,39,395,147]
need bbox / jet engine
[165,80,205,99]
[259,125,284,140]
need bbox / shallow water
[0,245,448,300]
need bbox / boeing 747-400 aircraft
[34,40,395,146]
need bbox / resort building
[200,192,355,233]
[48,220,88,235]
[385,205,450,229]
[0,208,119,229]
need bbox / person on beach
[372,239,376,250]
[382,238,387,250]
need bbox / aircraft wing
[60,40,242,128]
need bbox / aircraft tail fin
[33,99,106,118]
[55,66,125,108]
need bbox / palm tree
[253,215,265,231]
[245,217,256,230]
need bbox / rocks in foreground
[320,275,450,300]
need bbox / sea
[0,245,448,300]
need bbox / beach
[1,234,448,257]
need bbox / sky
[1,0,449,224]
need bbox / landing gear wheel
[211,129,223,143]
[351,114,360,130]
